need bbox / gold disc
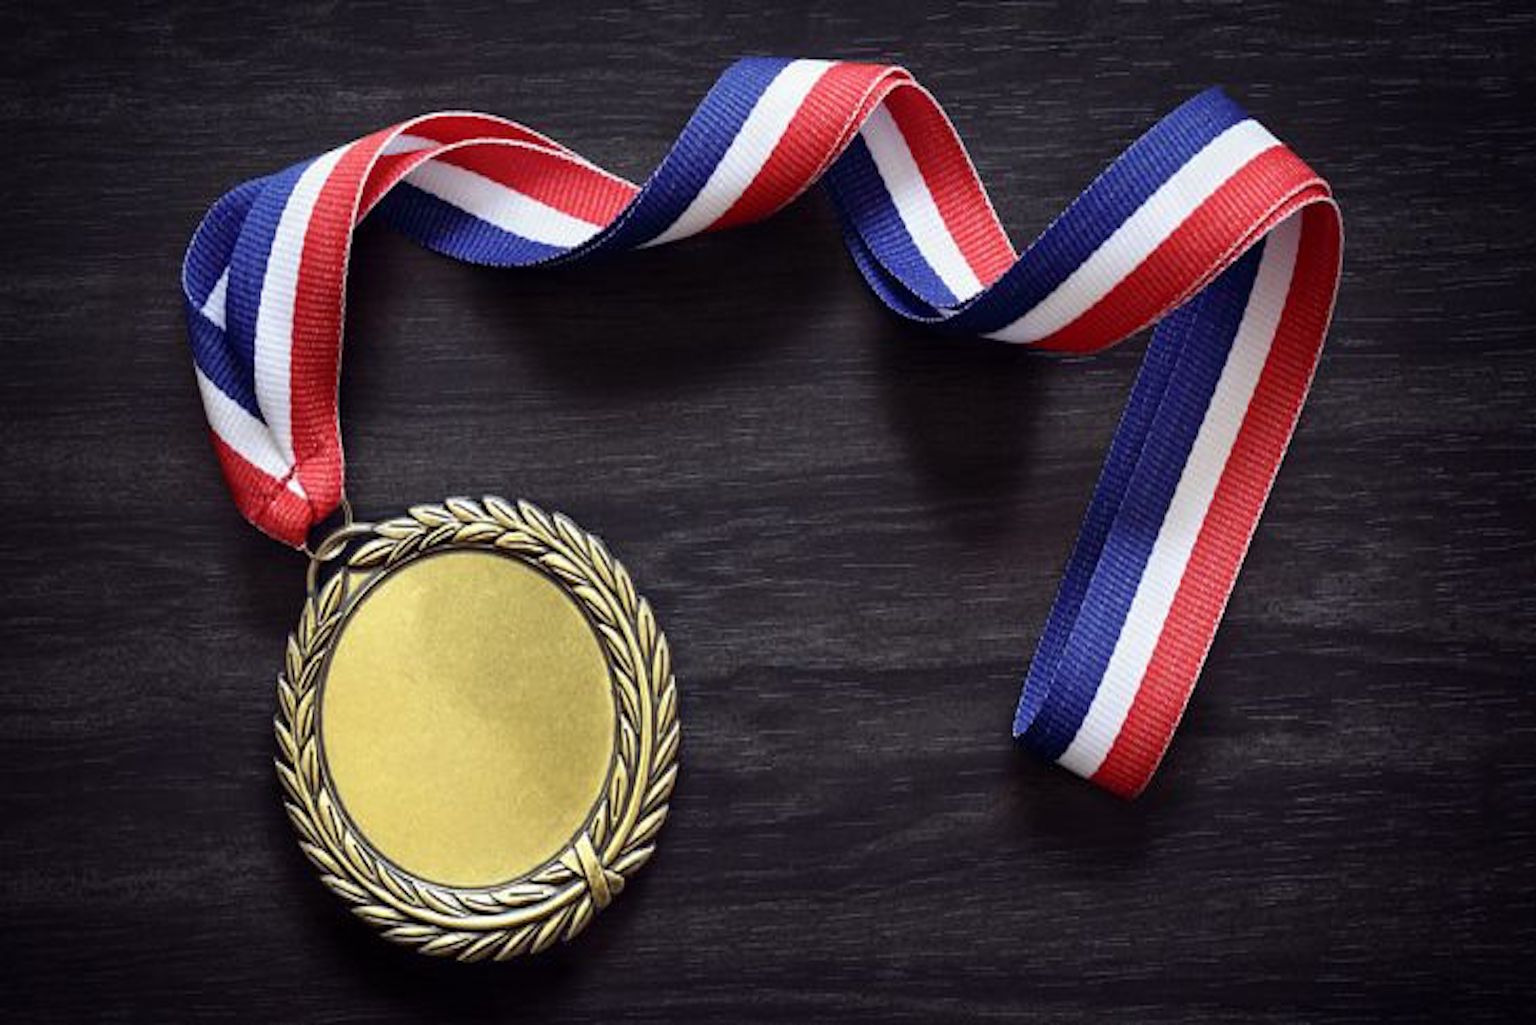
[320,550,617,888]
[276,497,679,961]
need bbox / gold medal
[276,497,678,960]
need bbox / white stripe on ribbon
[195,269,303,497]
[404,157,604,249]
[987,120,1282,344]
[1055,213,1302,778]
[252,147,347,465]
[643,59,833,247]
[201,268,229,329]
[860,104,985,302]
[382,132,438,156]
[196,367,306,497]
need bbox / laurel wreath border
[274,496,679,962]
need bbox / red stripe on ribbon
[1091,202,1342,797]
[210,433,313,547]
[885,87,1015,287]
[428,144,637,226]
[287,135,395,518]
[712,62,895,232]
[1037,146,1318,355]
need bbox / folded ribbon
[181,57,1341,797]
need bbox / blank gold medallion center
[319,550,616,888]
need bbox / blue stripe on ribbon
[838,224,946,322]
[377,184,567,266]
[1015,239,1265,758]
[823,136,958,309]
[944,88,1249,335]
[570,57,792,254]
[188,308,262,418]
[183,179,261,308]
[226,160,311,379]
[184,179,266,420]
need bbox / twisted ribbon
[181,57,1341,796]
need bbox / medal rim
[275,496,679,962]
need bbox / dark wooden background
[3,1,1534,1021]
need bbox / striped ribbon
[181,58,1341,797]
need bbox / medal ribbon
[181,58,1341,797]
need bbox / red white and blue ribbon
[181,58,1341,797]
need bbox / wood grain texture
[2,1,1534,1021]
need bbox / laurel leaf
[378,864,414,905]
[493,530,538,554]
[517,500,555,540]
[643,764,677,813]
[374,519,421,540]
[417,886,464,916]
[565,896,594,940]
[629,806,669,849]
[343,830,379,884]
[409,504,453,527]
[586,535,617,590]
[444,496,484,522]
[299,841,344,879]
[295,686,316,740]
[284,803,322,848]
[385,924,438,944]
[649,633,671,698]
[348,537,396,569]
[539,551,585,584]
[299,739,320,794]
[656,675,677,732]
[608,795,625,836]
[392,530,425,562]
[620,720,637,767]
[355,904,406,926]
[297,653,326,699]
[637,600,657,652]
[533,862,576,885]
[573,585,616,626]
[608,757,629,813]
[531,906,569,954]
[589,799,609,849]
[318,571,346,620]
[459,892,504,915]
[275,761,304,805]
[610,845,654,878]
[655,721,680,770]
[491,882,554,907]
[453,522,503,545]
[277,674,298,720]
[274,721,297,765]
[614,671,640,727]
[425,523,459,549]
[316,790,345,846]
[553,513,586,556]
[461,930,504,962]
[421,931,472,958]
[599,626,633,675]
[495,923,538,961]
[324,876,369,904]
[616,566,637,614]
[483,495,520,528]
[299,600,317,649]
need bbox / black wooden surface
[3,2,1534,1021]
